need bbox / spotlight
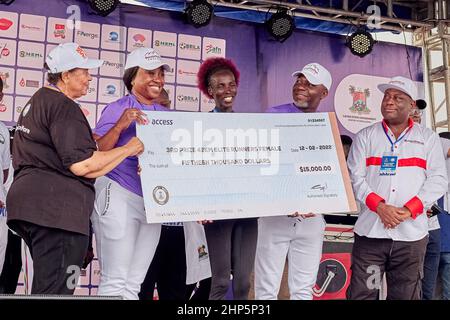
[0,0,15,4]
[347,29,375,58]
[184,0,214,28]
[88,0,119,17]
[265,7,295,43]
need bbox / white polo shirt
[348,119,448,241]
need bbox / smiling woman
[90,47,171,300]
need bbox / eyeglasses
[410,109,423,116]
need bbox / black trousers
[139,225,211,300]
[0,229,22,294]
[204,218,258,300]
[347,234,428,300]
[8,220,88,295]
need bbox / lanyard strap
[382,123,411,152]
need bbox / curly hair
[197,57,240,99]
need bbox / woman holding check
[91,47,170,300]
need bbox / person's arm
[1,127,10,185]
[96,108,147,151]
[70,137,143,179]
[403,133,448,219]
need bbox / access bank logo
[0,11,18,38]
[178,34,201,60]
[75,21,101,48]
[102,25,126,51]
[19,14,46,42]
[153,31,177,57]
[202,37,226,60]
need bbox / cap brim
[78,59,104,70]
[125,62,170,72]
[377,83,415,100]
[291,70,322,85]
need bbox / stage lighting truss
[347,29,375,58]
[265,7,295,43]
[185,0,214,28]
[88,0,119,17]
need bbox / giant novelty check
[137,111,357,223]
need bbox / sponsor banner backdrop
[0,0,422,295]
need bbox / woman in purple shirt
[91,48,170,300]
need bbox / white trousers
[254,215,325,300]
[91,177,161,300]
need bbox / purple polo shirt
[266,103,303,113]
[94,94,170,197]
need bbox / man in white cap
[254,62,331,300]
[346,76,448,299]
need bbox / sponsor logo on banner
[178,34,201,59]
[19,50,43,59]
[101,25,126,51]
[0,40,16,65]
[127,28,152,52]
[0,12,18,38]
[0,43,10,58]
[177,94,199,103]
[176,60,200,85]
[153,31,177,57]
[334,74,386,134]
[19,14,46,42]
[17,41,44,68]
[98,78,122,103]
[205,44,222,55]
[175,85,200,111]
[16,69,42,96]
[21,24,42,32]
[0,18,12,31]
[100,51,125,77]
[77,30,99,40]
[133,34,145,43]
[108,31,119,42]
[348,86,371,114]
[53,24,66,39]
[19,77,39,88]
[179,42,200,51]
[75,22,101,48]
[0,71,10,89]
[202,37,226,59]
[0,95,13,121]
[154,40,176,48]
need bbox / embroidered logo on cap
[76,46,87,59]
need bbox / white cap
[292,62,332,91]
[124,47,170,72]
[377,76,418,100]
[46,42,103,73]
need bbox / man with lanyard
[346,76,448,300]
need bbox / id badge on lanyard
[379,152,398,176]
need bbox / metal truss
[215,0,435,32]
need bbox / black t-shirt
[7,87,97,235]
